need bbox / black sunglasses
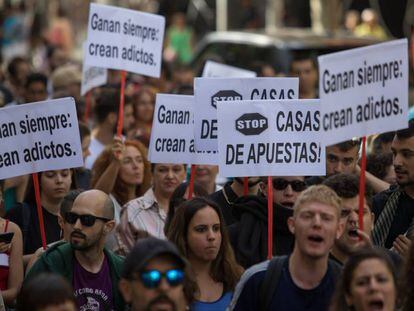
[140,269,184,289]
[64,212,111,227]
[272,178,307,192]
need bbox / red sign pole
[188,165,196,199]
[358,136,367,232]
[32,173,47,250]
[267,176,273,259]
[83,91,91,124]
[117,70,127,136]
[243,177,248,196]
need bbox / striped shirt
[116,188,166,255]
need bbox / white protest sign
[81,42,108,96]
[84,3,165,77]
[217,99,325,177]
[0,98,83,179]
[318,39,408,145]
[202,61,257,78]
[194,77,299,152]
[148,94,218,165]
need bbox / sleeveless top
[0,220,10,290]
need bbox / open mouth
[368,299,384,310]
[308,235,324,243]
[348,229,359,239]
[281,202,294,208]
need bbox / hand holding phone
[0,232,14,245]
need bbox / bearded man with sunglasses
[119,237,193,311]
[25,189,125,310]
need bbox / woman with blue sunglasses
[167,197,243,310]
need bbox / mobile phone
[0,232,14,244]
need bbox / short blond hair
[293,185,341,218]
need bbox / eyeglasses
[272,179,307,192]
[140,269,184,289]
[64,212,111,227]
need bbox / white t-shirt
[85,137,105,169]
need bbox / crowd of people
[0,3,412,311]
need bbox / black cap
[122,237,185,279]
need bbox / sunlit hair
[293,185,341,218]
[330,247,397,311]
[167,197,243,291]
[91,140,151,206]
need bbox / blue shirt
[231,258,338,311]
[192,291,232,311]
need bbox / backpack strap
[259,256,288,311]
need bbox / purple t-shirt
[73,255,114,311]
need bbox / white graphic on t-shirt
[80,297,100,311]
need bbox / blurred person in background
[46,45,68,75]
[23,73,48,103]
[195,165,221,195]
[289,53,318,99]
[344,10,360,33]
[354,9,387,39]
[85,88,120,169]
[51,64,81,102]
[4,57,31,106]
[366,152,397,187]
[128,86,156,147]
[74,122,92,190]
[46,5,74,55]
[168,197,243,310]
[165,12,194,65]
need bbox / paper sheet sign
[81,42,107,96]
[84,3,165,77]
[148,94,218,165]
[194,77,299,152]
[318,39,408,145]
[217,99,326,177]
[0,98,83,179]
[202,61,257,78]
